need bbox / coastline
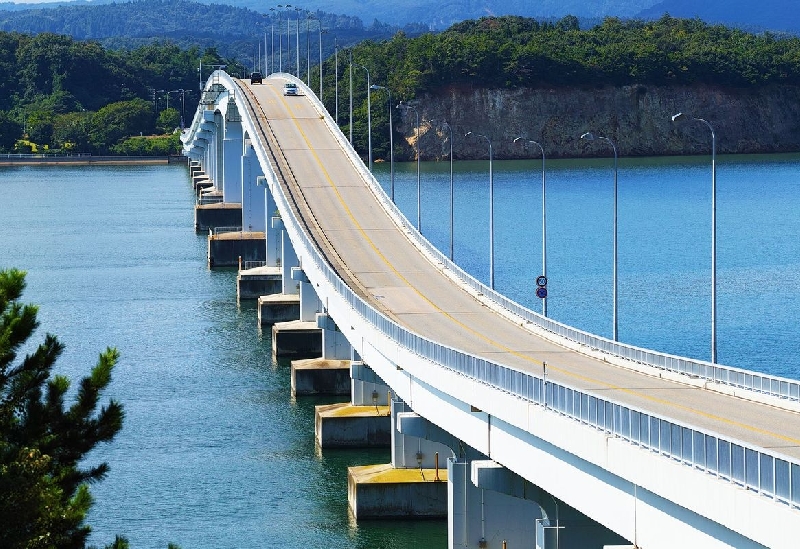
[0,155,187,167]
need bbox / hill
[0,0,427,60]
[637,0,800,35]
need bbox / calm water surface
[0,165,445,548]
[1,154,799,547]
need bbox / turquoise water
[376,153,800,377]
[0,165,445,548]
[1,155,799,547]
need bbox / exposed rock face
[395,84,800,160]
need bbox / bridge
[182,71,800,549]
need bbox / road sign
[536,275,547,287]
[536,287,548,299]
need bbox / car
[283,82,298,96]
[250,72,263,84]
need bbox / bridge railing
[280,159,800,509]
[220,72,800,510]
[284,75,800,406]
[238,74,800,511]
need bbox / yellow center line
[268,82,800,449]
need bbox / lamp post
[334,37,339,124]
[319,28,326,100]
[306,14,313,85]
[348,49,353,144]
[398,101,421,232]
[294,7,302,78]
[355,64,372,171]
[514,137,548,317]
[370,84,394,201]
[433,120,454,260]
[466,131,495,290]
[580,131,618,341]
[672,112,717,363]
[270,5,287,73]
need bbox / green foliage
[111,134,181,156]
[157,107,181,134]
[0,111,22,151]
[0,32,238,153]
[0,268,125,549]
[90,98,155,149]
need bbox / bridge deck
[241,76,800,460]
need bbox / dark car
[250,72,263,84]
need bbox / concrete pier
[258,293,300,324]
[271,320,322,358]
[314,403,391,448]
[207,230,265,268]
[194,202,243,232]
[348,463,448,519]
[237,265,281,300]
[291,358,351,397]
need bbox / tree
[0,268,125,549]
[89,98,154,152]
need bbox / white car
[283,83,298,96]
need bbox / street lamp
[354,65,372,171]
[514,137,548,317]
[270,5,288,73]
[465,131,495,290]
[581,131,618,341]
[319,28,326,99]
[306,14,313,85]
[398,101,421,232]
[432,120,454,260]
[370,84,394,202]
[672,112,718,363]
[294,7,302,78]
[334,37,339,124]
[348,49,353,144]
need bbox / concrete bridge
[181,71,800,549]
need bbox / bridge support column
[266,200,281,267]
[450,460,628,549]
[222,125,243,204]
[350,360,388,405]
[317,313,352,361]
[241,146,265,232]
[258,230,302,324]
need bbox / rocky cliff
[395,84,800,160]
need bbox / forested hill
[637,0,800,35]
[0,0,426,57]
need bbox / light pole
[466,131,495,290]
[270,5,286,73]
[355,64,372,170]
[348,49,353,144]
[433,120,454,260]
[370,84,394,201]
[319,28,326,99]
[581,131,618,341]
[398,101,421,232]
[334,37,339,124]
[514,137,548,317]
[295,7,302,78]
[672,112,717,363]
[306,14,312,85]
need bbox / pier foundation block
[194,202,242,232]
[347,463,448,519]
[291,358,351,397]
[271,320,321,358]
[314,403,390,448]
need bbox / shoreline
[0,155,187,167]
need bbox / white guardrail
[191,72,800,509]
